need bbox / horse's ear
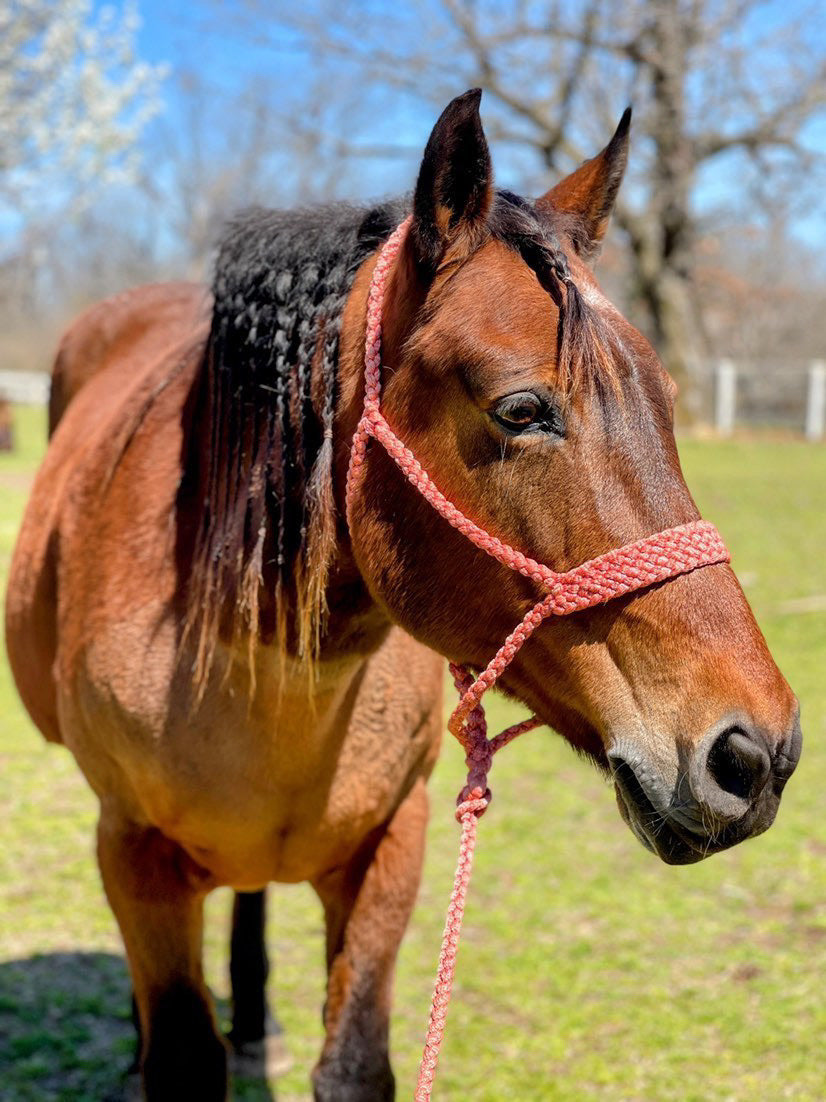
[411,89,493,273]
[538,108,631,262]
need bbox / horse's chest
[166,670,441,885]
[65,626,443,888]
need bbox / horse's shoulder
[9,302,208,661]
[56,283,207,466]
[50,281,209,434]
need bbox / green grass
[1,406,825,1100]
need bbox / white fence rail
[805,362,826,441]
[708,360,826,440]
[0,370,50,406]
[0,364,824,439]
[715,360,737,436]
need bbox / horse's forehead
[412,243,557,369]
[415,240,657,380]
[438,242,550,327]
[565,251,661,366]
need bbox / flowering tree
[0,0,166,222]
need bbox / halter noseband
[345,216,730,1099]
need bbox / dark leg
[229,890,269,1044]
[311,779,429,1102]
[128,993,142,1074]
[228,889,291,1078]
[97,814,228,1101]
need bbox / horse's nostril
[706,727,771,801]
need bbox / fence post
[715,360,736,436]
[805,361,826,441]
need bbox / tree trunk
[628,0,705,420]
[646,268,704,421]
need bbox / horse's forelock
[486,191,630,399]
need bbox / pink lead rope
[345,217,730,1100]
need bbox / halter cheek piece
[345,216,730,1100]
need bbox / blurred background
[2,0,826,427]
[1,3,825,1100]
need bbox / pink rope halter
[345,216,730,1100]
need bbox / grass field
[1,404,825,1101]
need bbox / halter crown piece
[345,217,730,1100]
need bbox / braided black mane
[187,198,405,681]
[188,191,619,686]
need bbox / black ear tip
[431,89,486,140]
[605,107,631,156]
[450,88,483,114]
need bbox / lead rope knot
[455,788,490,823]
[450,664,493,817]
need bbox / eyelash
[491,392,564,437]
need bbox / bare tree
[139,71,356,280]
[698,216,826,365]
[237,0,826,404]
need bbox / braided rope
[345,219,731,1100]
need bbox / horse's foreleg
[96,814,228,1101]
[312,778,429,1102]
[228,888,291,1078]
[229,889,270,1045]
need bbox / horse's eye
[492,392,559,435]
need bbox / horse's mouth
[612,758,745,866]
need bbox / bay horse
[6,90,801,1100]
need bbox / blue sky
[124,1,826,249]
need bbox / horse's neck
[308,534,391,665]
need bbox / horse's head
[343,90,800,864]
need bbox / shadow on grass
[0,951,276,1100]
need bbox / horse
[5,89,801,1101]
[47,280,207,436]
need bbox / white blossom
[0,0,167,221]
